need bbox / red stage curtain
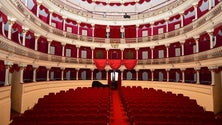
[123,59,137,70]
[93,59,107,71]
[108,59,122,70]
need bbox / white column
[7,19,16,39]
[193,3,198,20]
[135,48,138,60]
[76,46,80,60]
[106,49,109,59]
[62,16,67,31]
[91,24,95,37]
[46,67,50,81]
[211,70,215,85]
[121,70,124,80]
[34,33,40,51]
[19,66,25,83]
[207,30,214,49]
[151,47,154,59]
[120,25,125,38]
[36,1,42,17]
[91,69,93,80]
[33,66,37,82]
[4,65,10,86]
[91,24,95,42]
[194,36,199,53]
[150,22,154,36]
[208,0,212,10]
[209,67,215,85]
[180,40,185,56]
[76,68,79,80]
[165,18,169,32]
[179,12,184,27]
[166,44,169,58]
[151,69,154,81]
[22,28,28,46]
[196,68,200,84]
[121,49,124,60]
[24,0,28,6]
[136,24,139,42]
[106,25,110,38]
[181,68,185,83]
[136,69,139,80]
[166,69,169,82]
[62,43,66,56]
[2,23,5,37]
[91,48,94,60]
[47,39,52,54]
[61,68,64,80]
[77,21,81,39]
[106,70,108,80]
[49,9,54,25]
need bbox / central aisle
[110,90,129,125]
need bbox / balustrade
[7,0,222,45]
[1,35,222,66]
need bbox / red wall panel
[94,24,106,38]
[110,26,120,38]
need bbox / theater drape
[123,59,137,70]
[108,59,122,70]
[93,59,107,71]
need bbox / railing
[1,35,222,66]
[10,0,222,44]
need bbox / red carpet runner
[110,90,129,125]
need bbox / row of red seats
[10,87,110,125]
[120,86,217,125]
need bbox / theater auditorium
[0,0,222,125]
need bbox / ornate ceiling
[60,0,176,16]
